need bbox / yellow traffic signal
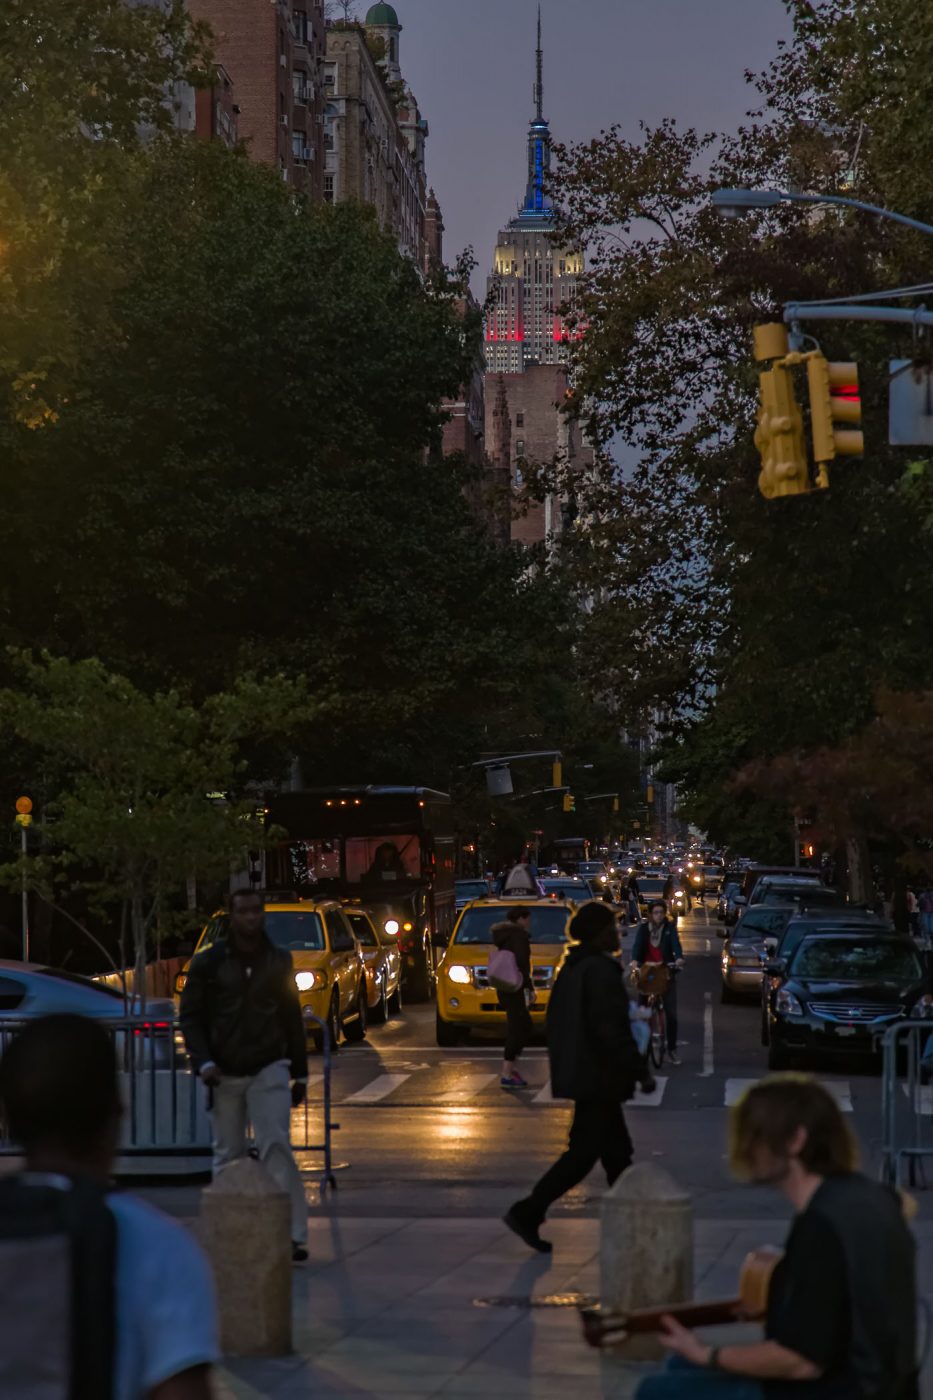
[562,792,575,814]
[806,354,863,485]
[754,363,809,499]
[552,759,562,790]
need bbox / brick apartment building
[188,0,326,198]
[323,5,430,267]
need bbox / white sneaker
[667,1052,681,1066]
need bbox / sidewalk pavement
[212,1215,933,1399]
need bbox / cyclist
[631,900,684,1065]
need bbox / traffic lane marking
[344,1073,411,1103]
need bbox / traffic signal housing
[806,355,863,485]
[562,792,575,814]
[754,363,809,498]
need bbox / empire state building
[484,12,583,375]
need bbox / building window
[516,439,525,456]
[294,9,309,42]
[293,72,308,103]
[324,173,334,203]
[515,412,524,427]
[292,130,307,161]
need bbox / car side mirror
[763,937,778,955]
[764,958,786,976]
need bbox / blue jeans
[635,1356,764,1399]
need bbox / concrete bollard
[600,1163,693,1359]
[199,1157,293,1356]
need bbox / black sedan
[764,933,925,1070]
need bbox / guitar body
[581,1246,783,1349]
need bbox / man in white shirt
[0,1013,219,1399]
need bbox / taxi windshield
[263,911,326,951]
[454,906,570,945]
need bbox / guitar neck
[618,1297,743,1334]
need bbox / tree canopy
[549,0,933,868]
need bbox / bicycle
[631,962,681,1070]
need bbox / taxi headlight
[295,971,321,992]
[385,919,400,936]
[447,964,472,985]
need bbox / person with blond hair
[636,1075,918,1398]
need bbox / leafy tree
[0,653,311,994]
[549,0,933,857]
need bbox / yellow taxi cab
[343,906,403,1023]
[435,897,574,1047]
[174,900,367,1049]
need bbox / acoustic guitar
[580,1246,783,1349]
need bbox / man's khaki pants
[211,1060,308,1245]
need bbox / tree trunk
[132,891,147,1014]
[845,836,871,906]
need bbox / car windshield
[347,915,377,947]
[263,911,326,952]
[456,881,489,900]
[737,908,793,936]
[792,939,921,982]
[639,878,668,895]
[759,886,840,907]
[542,881,592,900]
[454,906,571,945]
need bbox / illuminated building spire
[523,5,551,217]
[534,5,543,121]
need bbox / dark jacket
[546,942,640,1102]
[179,933,307,1080]
[632,919,683,965]
[491,920,532,990]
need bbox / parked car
[0,962,176,1067]
[435,898,573,1046]
[748,876,842,909]
[176,901,368,1050]
[455,879,492,912]
[764,931,923,1069]
[344,907,402,1024]
[717,881,743,926]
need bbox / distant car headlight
[447,964,472,985]
[385,919,400,935]
[674,889,684,898]
[775,989,803,1017]
[599,875,608,884]
[402,921,413,932]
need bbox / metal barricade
[291,1011,341,1195]
[881,1019,933,1187]
[0,1014,341,1188]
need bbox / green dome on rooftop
[365,3,400,26]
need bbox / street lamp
[712,187,933,240]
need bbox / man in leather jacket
[180,888,309,1260]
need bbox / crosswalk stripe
[725,1077,853,1112]
[437,1074,498,1101]
[343,1073,411,1103]
[629,1076,668,1108]
[901,1084,933,1113]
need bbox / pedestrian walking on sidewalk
[504,901,641,1254]
[490,905,535,1089]
[0,1014,219,1398]
[180,887,310,1262]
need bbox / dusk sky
[389,0,793,293]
